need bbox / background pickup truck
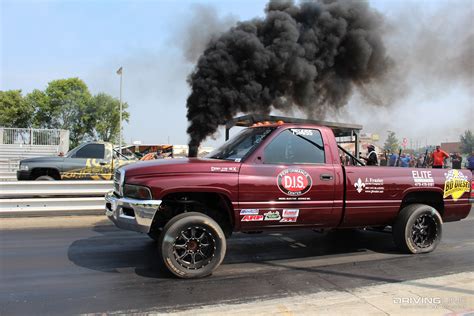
[105,122,472,279]
[17,142,135,180]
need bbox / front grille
[114,169,122,196]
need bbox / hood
[20,156,64,164]
[122,158,241,177]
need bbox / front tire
[35,175,55,181]
[159,212,226,279]
[393,204,442,254]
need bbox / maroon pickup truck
[105,123,472,278]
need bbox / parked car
[17,142,135,180]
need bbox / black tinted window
[75,144,105,159]
[264,129,325,164]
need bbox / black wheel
[393,204,442,254]
[35,175,55,180]
[159,212,226,279]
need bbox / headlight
[123,184,152,200]
[19,164,29,171]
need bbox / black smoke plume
[186,0,391,156]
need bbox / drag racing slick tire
[393,203,442,254]
[159,212,226,279]
[35,175,55,181]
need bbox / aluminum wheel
[172,226,216,270]
[411,214,438,248]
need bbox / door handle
[99,162,108,165]
[320,174,333,181]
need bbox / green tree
[0,90,34,127]
[383,130,399,153]
[90,93,129,143]
[33,78,93,147]
[460,130,473,154]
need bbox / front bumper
[105,190,162,233]
[17,170,32,180]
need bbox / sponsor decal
[354,178,365,193]
[412,170,434,187]
[264,211,281,221]
[240,209,259,215]
[280,217,297,223]
[278,197,311,201]
[354,177,384,194]
[443,170,470,201]
[282,209,299,218]
[277,168,312,196]
[211,166,238,172]
[241,215,264,222]
[291,129,313,136]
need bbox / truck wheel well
[31,168,61,180]
[151,192,234,238]
[400,192,444,216]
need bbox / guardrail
[0,180,112,198]
[0,181,112,217]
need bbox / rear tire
[159,212,226,279]
[35,175,55,181]
[393,204,442,254]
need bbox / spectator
[467,152,474,173]
[451,152,462,169]
[379,151,388,166]
[361,144,378,166]
[431,146,449,169]
[388,151,398,166]
[400,154,410,167]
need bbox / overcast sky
[1,0,472,148]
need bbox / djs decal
[240,209,259,215]
[264,211,281,221]
[443,170,470,201]
[277,168,312,196]
[241,215,264,222]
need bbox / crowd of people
[341,145,474,172]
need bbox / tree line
[0,78,129,147]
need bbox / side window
[264,129,325,164]
[74,144,105,159]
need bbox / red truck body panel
[122,124,472,231]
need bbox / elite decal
[412,170,434,187]
[443,170,470,201]
[277,168,312,196]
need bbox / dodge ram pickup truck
[18,142,135,180]
[105,122,472,278]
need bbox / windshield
[207,127,275,162]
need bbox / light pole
[116,67,123,154]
